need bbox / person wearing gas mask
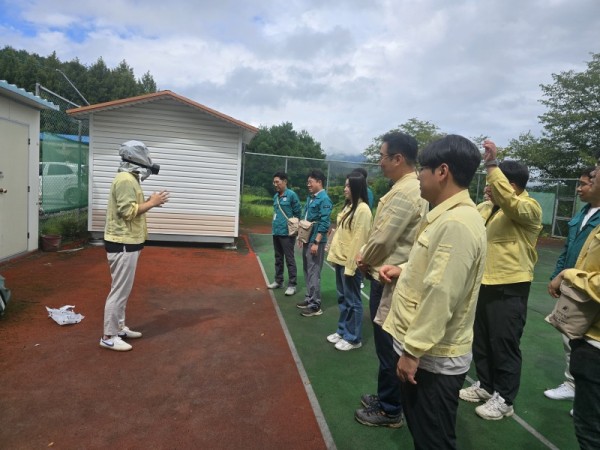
[100,140,169,352]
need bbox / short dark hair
[351,167,368,179]
[581,166,596,178]
[382,132,418,165]
[273,171,288,182]
[307,169,326,185]
[498,160,529,190]
[418,134,481,188]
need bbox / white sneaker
[335,339,362,351]
[284,286,296,296]
[267,281,282,289]
[99,336,132,351]
[459,381,492,403]
[544,382,575,400]
[118,326,142,339]
[475,392,514,420]
[570,409,574,417]
[327,332,342,344]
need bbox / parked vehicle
[39,162,88,206]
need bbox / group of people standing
[267,132,600,449]
[96,135,600,448]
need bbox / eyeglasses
[379,153,397,162]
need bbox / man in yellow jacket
[381,135,487,449]
[549,159,600,449]
[459,140,542,420]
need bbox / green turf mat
[251,233,578,450]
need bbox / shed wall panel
[89,99,243,241]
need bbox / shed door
[0,119,29,260]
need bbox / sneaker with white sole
[285,286,296,296]
[99,336,132,351]
[459,381,492,403]
[267,281,282,289]
[118,326,142,339]
[475,392,514,420]
[335,339,362,351]
[327,332,342,343]
[296,300,310,309]
[301,307,323,317]
[354,405,404,428]
[544,382,575,400]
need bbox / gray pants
[302,242,325,309]
[104,250,141,336]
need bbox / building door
[0,119,29,260]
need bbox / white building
[67,90,258,244]
[0,80,58,262]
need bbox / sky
[1,0,599,156]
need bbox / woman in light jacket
[326,172,372,351]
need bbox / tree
[140,71,157,93]
[244,122,327,195]
[362,118,446,162]
[507,52,600,177]
[0,46,158,106]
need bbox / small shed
[0,80,58,262]
[67,91,258,244]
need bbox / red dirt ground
[0,239,326,449]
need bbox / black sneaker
[360,394,379,409]
[300,307,323,317]
[354,405,404,428]
[296,300,310,309]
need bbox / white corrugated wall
[89,98,243,243]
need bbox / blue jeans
[334,264,363,344]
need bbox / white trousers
[103,250,141,336]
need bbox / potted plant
[40,221,62,252]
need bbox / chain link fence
[242,152,579,239]
[37,86,89,241]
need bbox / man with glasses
[354,131,427,428]
[543,167,600,405]
[381,134,486,449]
[266,172,302,296]
[296,169,333,316]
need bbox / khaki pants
[103,249,141,336]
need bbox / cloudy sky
[1,0,599,155]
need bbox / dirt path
[0,242,326,449]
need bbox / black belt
[104,240,144,253]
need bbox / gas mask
[118,140,160,181]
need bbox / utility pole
[55,69,90,106]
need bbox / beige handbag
[276,197,299,237]
[297,219,314,244]
[545,281,600,339]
